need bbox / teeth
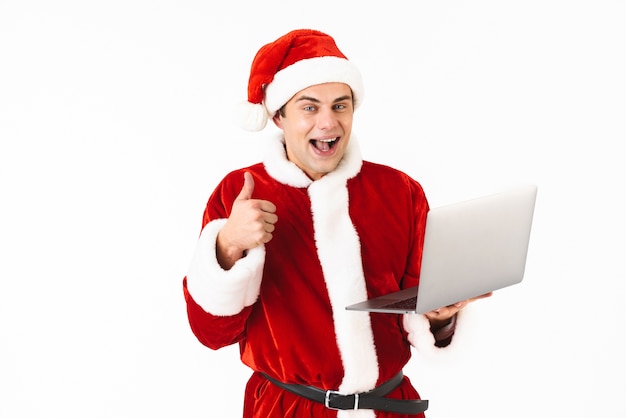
[311,137,337,152]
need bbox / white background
[1,1,624,417]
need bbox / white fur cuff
[403,306,475,359]
[186,219,265,316]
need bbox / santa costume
[183,29,469,418]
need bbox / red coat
[184,135,453,418]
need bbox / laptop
[345,184,537,314]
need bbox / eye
[303,105,316,112]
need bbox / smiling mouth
[310,137,339,152]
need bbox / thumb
[235,171,255,201]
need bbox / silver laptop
[345,184,537,314]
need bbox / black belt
[262,371,428,415]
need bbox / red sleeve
[183,277,251,350]
[182,167,260,350]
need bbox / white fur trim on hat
[264,56,364,116]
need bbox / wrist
[430,314,457,347]
[216,233,245,270]
[429,315,453,332]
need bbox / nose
[316,107,338,130]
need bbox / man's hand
[425,292,493,329]
[216,172,278,269]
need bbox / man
[183,29,489,417]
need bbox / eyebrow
[295,94,353,104]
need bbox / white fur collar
[262,133,363,187]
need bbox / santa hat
[235,29,364,131]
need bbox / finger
[452,301,468,310]
[235,172,255,201]
[470,292,493,301]
[263,221,276,233]
[262,210,278,226]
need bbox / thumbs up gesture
[216,172,278,269]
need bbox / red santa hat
[235,29,364,131]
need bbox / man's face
[273,82,354,181]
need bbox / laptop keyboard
[380,296,417,310]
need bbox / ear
[272,112,283,129]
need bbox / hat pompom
[234,101,269,132]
